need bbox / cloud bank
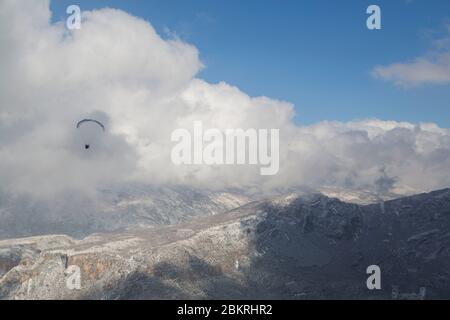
[1,0,450,200]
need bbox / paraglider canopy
[76,119,105,131]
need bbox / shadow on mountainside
[241,191,450,299]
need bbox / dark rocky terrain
[0,188,449,299]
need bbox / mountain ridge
[1,188,449,299]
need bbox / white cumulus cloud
[1,0,450,201]
[372,26,450,87]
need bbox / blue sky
[50,0,450,126]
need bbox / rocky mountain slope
[1,188,449,299]
[0,185,253,240]
[0,184,401,240]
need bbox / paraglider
[76,119,105,150]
